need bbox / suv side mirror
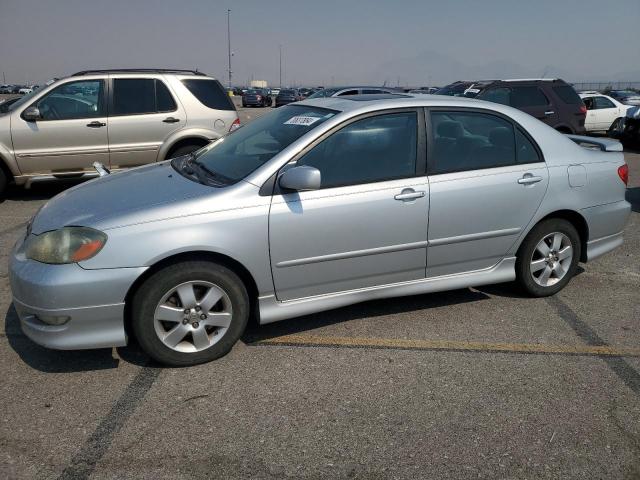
[22,106,41,121]
[279,166,321,191]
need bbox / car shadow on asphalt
[0,180,86,204]
[241,287,491,344]
[627,187,639,213]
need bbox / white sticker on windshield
[284,115,322,126]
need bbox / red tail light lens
[618,164,628,186]
[579,105,587,115]
[229,118,241,132]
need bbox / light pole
[279,44,283,88]
[227,9,232,90]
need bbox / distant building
[250,80,268,88]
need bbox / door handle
[544,111,555,116]
[518,174,543,185]
[86,121,106,128]
[394,189,425,201]
[163,117,180,123]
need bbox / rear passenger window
[593,96,615,109]
[297,112,417,188]
[515,129,541,164]
[362,89,383,94]
[182,79,236,111]
[511,87,549,107]
[430,111,517,173]
[112,78,177,115]
[338,90,358,96]
[552,85,582,105]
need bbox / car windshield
[308,88,339,99]
[613,91,638,97]
[280,90,296,95]
[435,83,475,97]
[180,105,337,185]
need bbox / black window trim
[107,77,178,117]
[270,107,427,195]
[23,78,108,122]
[425,106,545,176]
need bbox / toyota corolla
[9,94,631,366]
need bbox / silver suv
[0,69,239,195]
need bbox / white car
[18,87,33,95]
[579,92,631,133]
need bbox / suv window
[297,112,417,188]
[182,79,235,111]
[35,80,104,120]
[552,85,582,105]
[431,111,518,173]
[337,90,358,96]
[478,87,510,105]
[593,96,615,109]
[112,78,177,116]
[511,86,549,107]
[362,89,384,94]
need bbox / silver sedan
[9,94,631,366]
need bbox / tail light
[579,105,587,115]
[229,118,241,133]
[618,164,628,186]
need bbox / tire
[515,218,581,297]
[167,143,203,160]
[608,117,624,136]
[132,261,250,366]
[0,168,7,199]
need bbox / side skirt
[258,257,516,324]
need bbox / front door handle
[394,189,425,201]
[163,117,180,123]
[86,121,106,128]
[518,174,543,185]
[544,110,555,116]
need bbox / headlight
[25,227,107,264]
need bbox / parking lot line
[254,334,640,357]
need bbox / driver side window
[297,112,418,188]
[35,80,104,121]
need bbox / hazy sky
[1,0,639,87]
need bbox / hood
[31,162,217,234]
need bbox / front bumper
[9,234,147,350]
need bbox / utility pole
[2,72,5,83]
[227,9,232,90]
[279,44,283,88]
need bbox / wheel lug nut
[193,322,199,328]
[195,306,201,312]
[200,314,207,320]
[182,319,188,324]
[184,309,189,314]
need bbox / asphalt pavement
[0,101,639,479]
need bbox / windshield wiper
[191,156,234,185]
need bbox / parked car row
[0,84,39,94]
[0,69,240,196]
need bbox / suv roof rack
[72,69,207,76]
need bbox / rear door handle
[518,174,543,185]
[544,111,555,116]
[86,121,106,128]
[394,189,425,201]
[163,117,180,123]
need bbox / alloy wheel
[529,232,573,287]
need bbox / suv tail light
[229,118,241,132]
[618,164,628,186]
[579,105,587,115]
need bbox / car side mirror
[279,166,321,191]
[22,106,41,121]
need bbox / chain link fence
[571,81,640,92]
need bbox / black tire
[608,117,624,136]
[167,143,203,160]
[515,218,581,297]
[132,261,249,366]
[0,168,7,199]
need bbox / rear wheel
[132,261,249,366]
[608,117,624,135]
[515,219,581,297]
[0,168,7,199]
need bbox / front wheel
[515,219,581,297]
[132,261,249,366]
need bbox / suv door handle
[518,174,543,185]
[86,121,106,128]
[163,117,180,123]
[544,110,555,116]
[394,189,425,201]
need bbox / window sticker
[284,115,323,126]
